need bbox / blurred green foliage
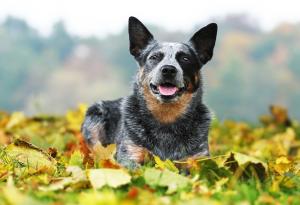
[0,15,300,121]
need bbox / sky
[0,0,299,37]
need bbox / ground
[0,104,300,205]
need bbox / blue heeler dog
[81,16,218,169]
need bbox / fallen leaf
[75,132,93,166]
[92,142,116,162]
[69,150,84,168]
[78,190,119,205]
[66,104,87,132]
[1,176,40,205]
[272,156,292,175]
[270,105,291,126]
[144,168,190,194]
[223,152,268,181]
[127,186,139,199]
[99,159,120,169]
[177,198,221,205]
[5,112,25,130]
[0,130,11,145]
[154,155,179,173]
[40,166,87,191]
[5,139,57,175]
[88,168,131,189]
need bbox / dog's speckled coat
[81,17,218,169]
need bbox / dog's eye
[149,54,159,60]
[182,56,190,62]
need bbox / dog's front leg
[195,140,210,157]
[81,103,106,148]
[116,139,148,169]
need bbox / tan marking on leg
[89,123,105,146]
[126,143,149,163]
[143,84,193,124]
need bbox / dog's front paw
[116,141,149,170]
[117,157,141,170]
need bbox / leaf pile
[0,104,300,205]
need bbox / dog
[81,16,218,169]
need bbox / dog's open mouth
[150,83,185,98]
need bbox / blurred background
[0,0,300,121]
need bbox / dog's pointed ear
[128,16,154,57]
[189,23,218,64]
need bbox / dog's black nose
[161,65,177,77]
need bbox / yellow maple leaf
[66,103,88,132]
[92,142,116,162]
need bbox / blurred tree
[47,21,76,61]
[217,14,261,34]
[3,16,44,52]
[0,17,40,110]
[250,38,277,61]
[288,49,300,78]
[0,15,300,120]
[98,29,136,81]
[208,58,246,119]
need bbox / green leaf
[154,155,179,173]
[69,150,84,168]
[144,168,190,193]
[40,166,87,191]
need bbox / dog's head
[128,16,217,103]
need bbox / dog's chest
[124,96,210,160]
[134,120,203,160]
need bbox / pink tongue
[158,86,178,96]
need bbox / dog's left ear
[128,16,154,58]
[189,23,218,64]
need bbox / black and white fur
[82,16,218,169]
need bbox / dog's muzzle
[147,64,186,102]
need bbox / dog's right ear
[128,16,154,57]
